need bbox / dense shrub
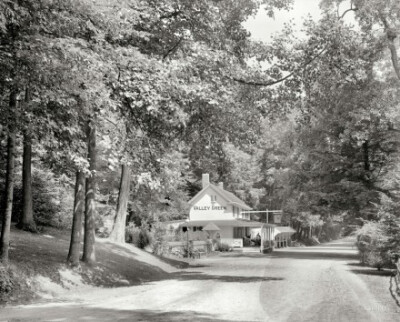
[125,222,151,249]
[152,222,168,256]
[95,204,114,238]
[125,222,141,244]
[356,221,394,269]
[137,227,151,249]
[216,242,231,252]
[0,265,13,295]
[319,221,342,242]
[8,169,73,229]
[206,240,213,253]
[183,242,194,258]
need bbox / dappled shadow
[270,250,358,261]
[346,262,396,276]
[100,241,142,257]
[347,262,364,267]
[1,306,235,322]
[101,242,191,269]
[154,254,191,269]
[218,252,265,258]
[170,271,284,283]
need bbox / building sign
[193,206,227,211]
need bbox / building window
[211,195,217,203]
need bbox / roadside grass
[0,225,175,306]
[347,261,400,313]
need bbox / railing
[220,238,243,248]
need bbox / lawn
[1,225,178,305]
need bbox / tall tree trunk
[82,120,96,264]
[0,91,17,266]
[67,171,85,266]
[18,132,36,232]
[109,164,131,243]
[19,87,36,232]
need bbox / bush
[0,265,13,295]
[206,240,213,253]
[319,221,342,242]
[356,221,394,269]
[152,222,168,256]
[125,222,141,244]
[137,227,151,249]
[8,168,73,230]
[366,251,386,270]
[95,204,115,238]
[216,242,231,252]
[183,242,194,258]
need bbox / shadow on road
[1,307,235,322]
[349,268,394,276]
[170,271,284,283]
[270,249,358,261]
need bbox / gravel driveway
[1,239,399,321]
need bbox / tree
[109,164,131,243]
[0,91,17,265]
[67,171,85,266]
[82,120,97,264]
[18,88,36,232]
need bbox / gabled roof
[188,183,252,211]
[203,222,221,231]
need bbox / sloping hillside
[1,225,184,305]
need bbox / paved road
[1,238,399,321]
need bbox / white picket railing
[220,238,243,248]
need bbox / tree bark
[67,171,85,266]
[18,87,36,232]
[0,91,17,266]
[82,120,96,264]
[109,164,131,243]
[380,15,400,82]
[18,132,36,232]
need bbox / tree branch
[159,10,183,20]
[233,47,327,87]
[163,37,183,60]
[339,1,358,20]
[233,2,358,88]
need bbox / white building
[179,174,297,250]
[181,174,265,248]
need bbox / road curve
[1,238,399,321]
[259,238,400,322]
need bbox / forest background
[1,0,400,271]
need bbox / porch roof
[180,219,264,228]
[275,226,296,234]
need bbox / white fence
[220,238,243,248]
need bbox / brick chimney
[202,174,210,188]
[218,182,224,190]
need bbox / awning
[275,227,296,234]
[180,219,264,228]
[274,226,296,238]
